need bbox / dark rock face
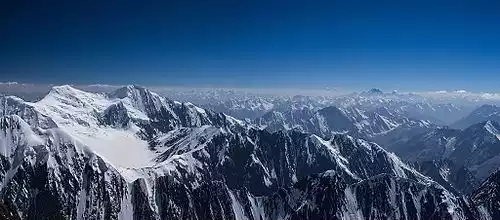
[472,169,500,220]
[366,88,384,95]
[0,201,20,220]
[100,101,131,128]
[221,170,481,220]
[0,95,57,129]
[0,115,128,220]
[411,160,479,195]
[128,129,479,220]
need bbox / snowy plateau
[0,85,499,220]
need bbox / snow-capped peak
[107,85,171,120]
[362,88,384,95]
[43,84,110,111]
[108,84,153,99]
[49,84,79,93]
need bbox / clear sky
[1,0,500,91]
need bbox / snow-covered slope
[22,85,244,169]
[0,114,129,220]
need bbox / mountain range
[0,85,498,220]
[452,105,500,129]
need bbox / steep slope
[411,160,479,195]
[0,85,249,219]
[120,129,480,220]
[254,107,316,133]
[255,106,358,138]
[0,115,129,220]
[386,127,462,162]
[472,169,500,220]
[0,95,57,129]
[388,121,500,195]
[287,172,478,220]
[0,201,20,220]
[452,105,500,129]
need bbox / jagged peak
[45,84,103,102]
[464,120,500,136]
[473,120,500,128]
[364,88,384,95]
[0,114,25,128]
[39,85,109,112]
[0,115,45,158]
[484,120,500,134]
[0,95,27,108]
[108,84,154,99]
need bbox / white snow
[311,135,358,179]
[228,189,249,220]
[118,190,135,220]
[0,115,44,158]
[76,188,87,220]
[247,194,266,220]
[29,86,157,168]
[484,121,500,140]
[73,128,154,168]
[439,166,451,181]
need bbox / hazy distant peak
[362,88,384,95]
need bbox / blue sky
[1,0,500,91]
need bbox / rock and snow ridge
[0,85,491,220]
[387,120,500,195]
[197,89,473,126]
[254,104,436,146]
[19,85,244,169]
[452,104,500,129]
[472,168,500,220]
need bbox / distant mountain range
[452,104,500,129]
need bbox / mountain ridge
[0,85,490,220]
